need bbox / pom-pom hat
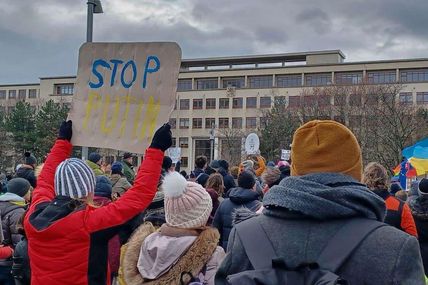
[162,172,212,229]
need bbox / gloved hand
[58,120,73,141]
[150,123,172,152]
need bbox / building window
[260,97,271,108]
[274,96,286,106]
[334,95,346,106]
[335,72,363,85]
[196,78,218,90]
[18,89,26,100]
[192,118,203,129]
[219,118,229,128]
[205,118,216,129]
[179,99,190,110]
[400,69,428,83]
[181,157,189,168]
[246,97,257,108]
[232,117,242,128]
[219,98,229,109]
[0,90,5,100]
[179,138,189,148]
[169,118,176,129]
[179,118,190,129]
[288,96,301,108]
[177,79,192,91]
[193,99,203,110]
[276,74,302,87]
[349,94,362,106]
[222,77,245,88]
[246,117,257,129]
[28,89,37,99]
[305,73,332,86]
[417,92,428,105]
[55,84,74,95]
[8,90,16,99]
[399,92,413,105]
[232,97,243,109]
[171,138,176,147]
[367,70,396,84]
[248,75,273,88]
[206,98,216,109]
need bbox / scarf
[263,173,386,221]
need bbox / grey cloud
[296,8,332,34]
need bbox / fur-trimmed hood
[122,223,224,285]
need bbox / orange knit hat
[290,120,363,181]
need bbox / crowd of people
[0,119,427,284]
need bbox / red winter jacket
[23,139,163,285]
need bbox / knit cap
[88,152,101,164]
[419,179,428,196]
[238,171,256,189]
[94,176,112,198]
[111,162,123,175]
[7,178,31,197]
[162,172,212,229]
[24,152,37,166]
[291,120,362,181]
[241,160,254,171]
[55,158,96,199]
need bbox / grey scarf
[263,173,386,221]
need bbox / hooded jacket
[85,160,104,176]
[122,223,224,285]
[110,174,132,197]
[23,139,163,285]
[0,193,26,248]
[409,195,428,274]
[122,161,135,185]
[215,173,425,285]
[213,187,261,250]
[15,166,36,188]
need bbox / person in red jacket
[363,162,418,237]
[23,121,172,285]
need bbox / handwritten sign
[68,42,182,153]
[281,149,291,161]
[245,133,260,155]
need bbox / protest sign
[245,133,260,154]
[68,42,182,153]
[281,149,291,161]
[167,147,181,164]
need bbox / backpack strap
[235,218,276,270]
[317,218,386,272]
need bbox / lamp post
[209,124,215,162]
[82,0,103,160]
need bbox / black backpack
[226,218,385,285]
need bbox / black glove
[150,123,172,151]
[58,120,72,141]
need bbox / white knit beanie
[54,158,96,199]
[163,172,212,229]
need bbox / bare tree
[217,127,245,167]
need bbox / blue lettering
[89,59,111,89]
[142,56,160,89]
[110,59,124,87]
[120,60,137,89]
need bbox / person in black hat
[110,162,131,198]
[15,152,37,188]
[86,152,104,176]
[122,153,135,185]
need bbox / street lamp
[209,124,215,162]
[82,0,103,160]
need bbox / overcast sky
[0,0,427,84]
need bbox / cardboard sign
[167,147,181,164]
[281,149,291,161]
[245,133,260,154]
[68,42,182,153]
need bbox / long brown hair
[206,173,224,197]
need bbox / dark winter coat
[206,188,221,226]
[23,139,163,285]
[122,161,135,185]
[0,193,26,248]
[409,195,428,274]
[213,187,261,250]
[215,173,425,285]
[12,237,30,285]
[218,169,236,193]
[15,167,36,189]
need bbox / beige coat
[110,174,132,196]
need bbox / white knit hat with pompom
[162,171,212,228]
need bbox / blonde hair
[206,173,224,197]
[77,193,102,208]
[362,162,390,190]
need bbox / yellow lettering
[132,99,145,139]
[83,92,101,130]
[100,94,121,134]
[119,95,134,137]
[139,96,161,141]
